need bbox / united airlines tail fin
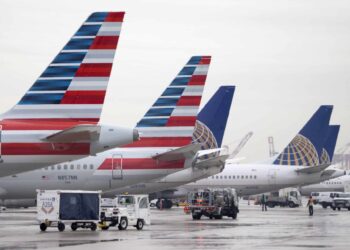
[320,125,340,164]
[273,105,333,166]
[2,12,124,122]
[194,86,235,148]
[131,56,211,147]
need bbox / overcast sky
[0,0,349,161]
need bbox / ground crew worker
[307,196,314,216]
[261,194,267,211]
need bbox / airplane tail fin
[273,105,333,166]
[192,86,235,148]
[2,12,124,123]
[320,125,340,164]
[131,56,211,147]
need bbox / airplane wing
[151,144,203,161]
[320,169,337,177]
[295,164,330,174]
[194,154,229,169]
[42,124,101,142]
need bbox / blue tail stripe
[63,38,94,50]
[170,77,190,86]
[52,52,86,64]
[161,87,185,97]
[75,25,101,36]
[187,56,202,65]
[40,66,79,78]
[86,12,108,22]
[324,125,340,162]
[145,108,174,117]
[137,118,168,127]
[178,67,196,76]
[153,98,179,107]
[197,86,235,147]
[29,80,72,91]
[19,93,65,105]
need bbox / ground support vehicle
[265,189,302,208]
[332,193,350,211]
[313,192,341,209]
[99,195,150,230]
[36,190,101,232]
[187,188,239,220]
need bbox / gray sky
[0,0,349,161]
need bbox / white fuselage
[299,172,350,195]
[184,162,345,196]
[0,147,192,199]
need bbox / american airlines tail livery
[0,56,211,200]
[0,12,139,177]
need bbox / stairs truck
[187,188,239,220]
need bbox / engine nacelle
[90,125,139,155]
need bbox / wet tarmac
[0,201,349,250]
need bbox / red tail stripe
[60,90,106,104]
[176,96,201,106]
[188,75,207,85]
[124,137,192,147]
[89,36,119,50]
[0,119,98,130]
[98,158,185,170]
[75,63,113,77]
[105,12,125,22]
[1,143,90,155]
[166,116,197,126]
[199,57,211,65]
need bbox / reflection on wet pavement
[0,202,349,250]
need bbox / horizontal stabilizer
[43,124,101,142]
[194,154,229,169]
[295,164,330,174]
[152,143,203,161]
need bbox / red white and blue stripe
[128,56,211,147]
[2,12,124,122]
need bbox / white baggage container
[36,189,101,232]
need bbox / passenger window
[229,176,231,179]
[216,176,218,179]
[254,175,257,179]
[237,176,239,179]
[83,164,87,170]
[64,164,68,170]
[51,166,54,170]
[233,176,235,179]
[77,164,81,170]
[241,175,244,179]
[70,164,74,170]
[224,176,227,179]
[57,165,61,170]
[220,176,223,179]
[246,175,248,179]
[90,164,94,170]
[250,175,252,179]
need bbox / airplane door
[0,125,3,163]
[112,154,123,179]
[268,169,276,185]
